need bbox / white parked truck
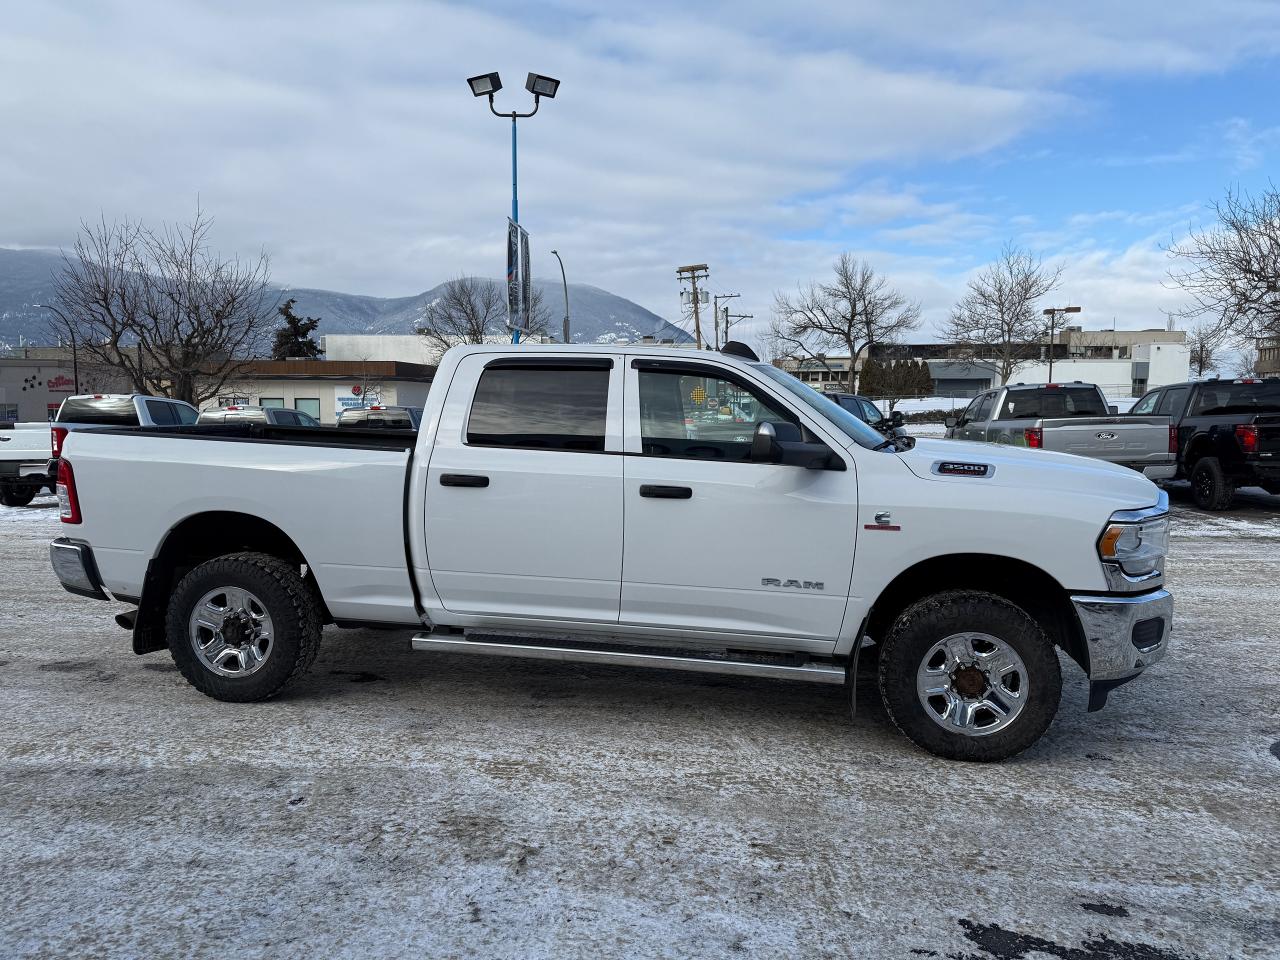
[0,422,55,506]
[49,343,1173,761]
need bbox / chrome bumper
[49,537,110,601]
[1070,589,1172,708]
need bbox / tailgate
[1256,414,1280,460]
[1038,416,1173,464]
[0,424,53,462]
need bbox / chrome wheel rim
[189,586,275,678]
[916,632,1028,737]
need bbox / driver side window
[638,369,791,461]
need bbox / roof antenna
[720,340,759,362]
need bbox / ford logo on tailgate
[1095,431,1118,440]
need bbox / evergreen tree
[858,357,882,395]
[271,298,322,360]
[915,359,935,396]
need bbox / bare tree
[771,254,921,392]
[942,243,1064,383]
[50,209,275,405]
[417,276,551,362]
[1185,318,1225,378]
[1167,185,1280,339]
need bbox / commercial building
[1258,335,1280,377]
[782,326,1190,398]
[0,351,78,422]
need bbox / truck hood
[894,437,1160,509]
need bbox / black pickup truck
[1130,377,1280,509]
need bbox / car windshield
[754,365,891,449]
[1190,381,1280,415]
[998,387,1108,419]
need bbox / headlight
[1098,515,1169,577]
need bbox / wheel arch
[865,553,1087,673]
[131,511,331,654]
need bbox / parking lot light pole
[34,303,79,393]
[1042,305,1081,381]
[466,71,561,342]
[551,249,570,344]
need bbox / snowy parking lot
[1,489,1277,959]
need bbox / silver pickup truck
[945,383,1176,480]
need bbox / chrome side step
[410,634,846,685]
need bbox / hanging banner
[507,218,520,331]
[519,228,532,333]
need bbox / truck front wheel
[165,552,322,702]
[877,590,1061,762]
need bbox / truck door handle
[639,484,692,499]
[440,473,489,488]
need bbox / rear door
[424,354,625,623]
[619,357,857,641]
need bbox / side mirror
[891,410,904,425]
[752,420,843,470]
[1108,405,1118,415]
[944,417,958,429]
[750,421,780,462]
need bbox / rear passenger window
[467,367,609,452]
[146,400,178,425]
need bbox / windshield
[1190,381,1280,415]
[754,364,890,449]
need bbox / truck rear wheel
[165,552,322,702]
[1191,456,1234,511]
[877,590,1061,762]
[0,484,37,507]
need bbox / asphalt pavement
[1,490,1276,959]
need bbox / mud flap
[1087,674,1140,712]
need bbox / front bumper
[50,537,111,601]
[1071,588,1172,707]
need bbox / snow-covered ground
[2,487,1278,958]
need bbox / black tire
[877,590,1061,762]
[1191,456,1234,511]
[0,485,37,507]
[165,552,322,702]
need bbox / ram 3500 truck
[49,343,1173,761]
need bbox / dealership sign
[46,375,75,393]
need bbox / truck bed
[59,422,420,624]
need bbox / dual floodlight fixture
[467,71,560,110]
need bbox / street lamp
[1042,305,1081,381]
[466,70,560,226]
[550,249,570,344]
[33,303,79,394]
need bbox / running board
[410,634,847,685]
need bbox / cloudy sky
[4,1,1279,341]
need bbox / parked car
[944,382,1175,480]
[336,405,422,429]
[1131,377,1280,510]
[48,394,200,482]
[0,422,55,506]
[823,392,911,441]
[199,406,321,427]
[50,343,1172,762]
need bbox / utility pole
[712,293,740,349]
[676,264,710,348]
[723,311,752,344]
[1042,305,1081,382]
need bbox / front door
[620,358,858,642]
[424,354,625,623]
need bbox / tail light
[51,426,69,458]
[1236,424,1258,454]
[1025,427,1043,449]
[57,458,82,524]
[1169,425,1179,454]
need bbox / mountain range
[0,247,692,350]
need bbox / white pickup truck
[0,422,55,506]
[49,343,1173,761]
